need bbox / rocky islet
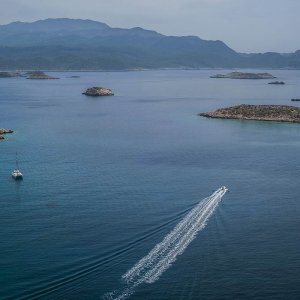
[199,104,300,123]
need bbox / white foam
[104,187,227,300]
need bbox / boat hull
[12,171,23,180]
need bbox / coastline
[1,67,300,73]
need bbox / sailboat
[12,152,23,180]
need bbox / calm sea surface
[0,70,300,299]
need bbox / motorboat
[221,186,229,192]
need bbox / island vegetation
[26,71,59,79]
[291,98,300,102]
[210,72,276,79]
[199,104,300,123]
[0,71,21,78]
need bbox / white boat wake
[103,187,228,300]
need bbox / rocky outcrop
[268,81,285,85]
[0,71,21,78]
[26,71,59,79]
[0,128,13,140]
[82,87,114,96]
[199,105,300,123]
[0,128,13,134]
[210,72,276,79]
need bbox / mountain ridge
[0,18,299,70]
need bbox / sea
[0,70,300,300]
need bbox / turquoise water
[1,70,300,299]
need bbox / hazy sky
[1,0,299,53]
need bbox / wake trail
[103,187,227,300]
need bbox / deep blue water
[0,70,300,300]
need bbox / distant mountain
[0,18,299,70]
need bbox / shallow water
[0,70,300,299]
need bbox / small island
[82,87,114,96]
[268,81,285,85]
[199,104,300,123]
[0,128,14,140]
[210,71,276,79]
[26,71,59,80]
[0,71,21,78]
[291,99,300,102]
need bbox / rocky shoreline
[268,81,285,85]
[0,128,14,140]
[82,87,114,96]
[199,105,300,123]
